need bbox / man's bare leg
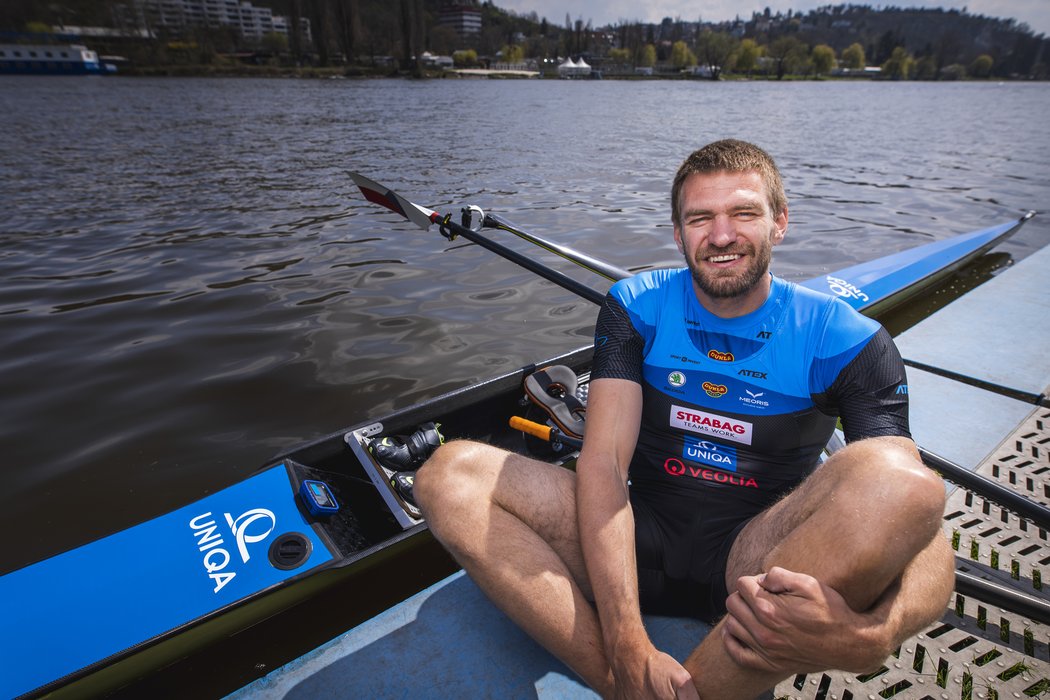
[683,438,955,699]
[414,440,616,695]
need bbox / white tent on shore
[557,56,591,77]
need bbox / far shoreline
[106,63,1045,82]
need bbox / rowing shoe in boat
[0,185,1035,699]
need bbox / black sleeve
[826,326,911,443]
[591,294,644,384]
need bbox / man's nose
[708,215,737,247]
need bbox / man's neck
[692,273,774,319]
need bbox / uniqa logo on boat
[825,275,869,302]
[188,509,277,593]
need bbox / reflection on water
[1,78,1047,576]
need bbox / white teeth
[708,254,740,263]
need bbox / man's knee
[827,439,945,527]
[413,440,489,515]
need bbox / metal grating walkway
[775,408,1050,700]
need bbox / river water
[1,75,1048,689]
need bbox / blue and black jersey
[593,268,909,517]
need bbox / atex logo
[702,381,727,398]
[670,404,754,445]
[896,384,908,395]
[707,349,734,362]
[738,368,768,380]
[190,508,278,594]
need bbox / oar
[482,212,631,282]
[350,172,608,306]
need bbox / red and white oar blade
[350,172,438,231]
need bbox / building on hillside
[438,2,482,36]
[131,0,311,43]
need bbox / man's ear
[673,223,685,254]
[772,207,788,245]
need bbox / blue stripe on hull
[799,219,1019,310]
[0,464,334,699]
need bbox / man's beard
[686,238,772,299]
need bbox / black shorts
[631,487,751,623]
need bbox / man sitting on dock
[415,139,955,699]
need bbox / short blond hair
[671,139,787,226]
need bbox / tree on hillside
[398,0,423,75]
[841,42,865,70]
[874,29,902,63]
[286,0,304,59]
[500,43,524,63]
[734,38,761,77]
[332,0,361,63]
[670,40,697,69]
[767,36,807,79]
[913,54,938,79]
[696,30,738,80]
[811,43,835,75]
[608,47,630,65]
[970,53,993,77]
[882,46,913,79]
[308,0,330,65]
[637,43,656,68]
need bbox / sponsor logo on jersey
[663,458,758,488]
[670,405,753,445]
[895,384,908,395]
[667,371,687,388]
[707,349,734,362]
[757,330,772,339]
[671,353,702,365]
[826,275,870,303]
[702,381,727,398]
[738,388,770,408]
[737,368,768,380]
[683,438,737,471]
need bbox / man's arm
[577,377,698,699]
[721,435,955,674]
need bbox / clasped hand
[611,641,699,700]
[721,566,893,675]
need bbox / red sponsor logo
[670,405,753,445]
[674,410,746,434]
[702,381,727,398]
[708,349,734,362]
[663,458,758,488]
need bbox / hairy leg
[683,438,954,699]
[414,440,615,695]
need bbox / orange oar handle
[509,416,584,449]
[509,416,553,441]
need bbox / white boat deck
[228,244,1050,700]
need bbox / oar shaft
[483,213,632,283]
[430,213,607,306]
[954,566,1050,625]
[921,448,1050,532]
